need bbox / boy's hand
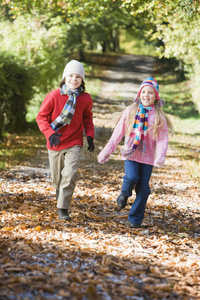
[87,136,94,152]
[49,133,62,148]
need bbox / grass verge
[157,75,200,181]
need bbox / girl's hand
[98,154,109,164]
[98,147,111,164]
[154,155,165,168]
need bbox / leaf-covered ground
[1,54,200,300]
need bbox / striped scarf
[121,103,153,158]
[50,84,82,132]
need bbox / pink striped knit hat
[134,77,165,106]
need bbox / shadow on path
[97,53,155,102]
[92,53,155,140]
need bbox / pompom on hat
[134,77,165,107]
[62,60,85,80]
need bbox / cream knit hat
[62,60,85,80]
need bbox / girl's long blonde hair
[110,100,174,140]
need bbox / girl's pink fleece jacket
[101,105,168,167]
[36,88,94,151]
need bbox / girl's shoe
[117,194,128,210]
[129,221,142,228]
[58,209,71,221]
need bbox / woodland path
[1,54,200,300]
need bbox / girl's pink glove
[154,155,165,168]
[98,145,112,164]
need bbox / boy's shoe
[117,194,128,210]
[58,209,71,221]
[129,221,142,228]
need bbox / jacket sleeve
[36,91,56,140]
[154,118,169,168]
[98,110,128,164]
[103,108,129,154]
[83,95,95,139]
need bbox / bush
[0,52,34,139]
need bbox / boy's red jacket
[36,88,95,150]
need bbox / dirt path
[98,54,155,101]
[1,54,200,300]
[93,54,155,141]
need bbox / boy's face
[140,86,156,107]
[65,73,82,89]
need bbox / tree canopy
[1,0,200,113]
[2,0,199,66]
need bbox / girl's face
[140,86,156,107]
[65,73,82,89]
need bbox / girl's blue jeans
[121,160,153,225]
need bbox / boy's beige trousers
[48,146,82,209]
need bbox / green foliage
[5,0,198,66]
[120,0,200,111]
[1,0,131,55]
[156,74,200,180]
[191,63,200,113]
[1,0,200,114]
[0,14,70,93]
[0,52,34,137]
[120,28,156,55]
